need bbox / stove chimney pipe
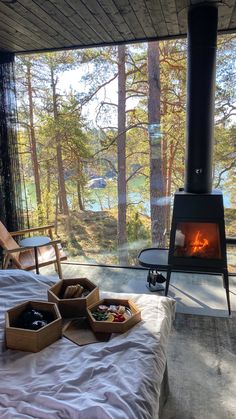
[185,4,218,194]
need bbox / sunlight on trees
[15,35,236,266]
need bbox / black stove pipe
[185,5,218,194]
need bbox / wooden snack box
[48,278,99,318]
[5,301,62,353]
[87,298,141,334]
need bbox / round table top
[138,248,169,268]
[19,236,51,247]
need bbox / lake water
[85,190,234,213]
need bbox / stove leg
[223,270,231,316]
[165,269,172,296]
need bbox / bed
[0,270,175,419]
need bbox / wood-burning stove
[167,190,230,316]
[139,4,231,315]
[166,4,231,314]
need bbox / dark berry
[30,320,48,330]
[31,310,44,320]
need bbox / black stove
[166,5,231,314]
[139,4,231,315]
[168,190,227,271]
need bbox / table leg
[34,247,39,274]
[165,269,171,296]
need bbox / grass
[55,208,150,265]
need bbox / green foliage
[127,209,150,243]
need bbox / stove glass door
[174,222,221,259]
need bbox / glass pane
[174,222,221,259]
[14,35,236,270]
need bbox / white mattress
[0,270,175,419]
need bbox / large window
[15,35,236,268]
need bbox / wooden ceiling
[0,0,235,54]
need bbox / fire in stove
[174,222,221,259]
[191,231,209,254]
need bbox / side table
[19,236,51,275]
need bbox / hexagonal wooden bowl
[87,298,141,334]
[48,278,100,318]
[5,301,62,353]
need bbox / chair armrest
[3,240,61,254]
[3,247,22,254]
[10,224,55,237]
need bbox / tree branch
[214,159,236,188]
[79,73,118,107]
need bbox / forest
[15,35,236,266]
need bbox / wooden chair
[0,222,67,279]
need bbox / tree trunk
[26,63,42,214]
[50,66,71,236]
[166,150,173,235]
[46,160,51,222]
[161,94,170,244]
[148,41,166,247]
[50,67,69,218]
[76,158,84,210]
[117,45,128,265]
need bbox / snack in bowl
[91,304,132,323]
[63,284,84,299]
[16,308,54,330]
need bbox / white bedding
[0,270,175,419]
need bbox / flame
[191,231,209,253]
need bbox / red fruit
[112,314,125,322]
[118,315,125,322]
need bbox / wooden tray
[48,277,100,318]
[87,298,141,334]
[5,300,62,352]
